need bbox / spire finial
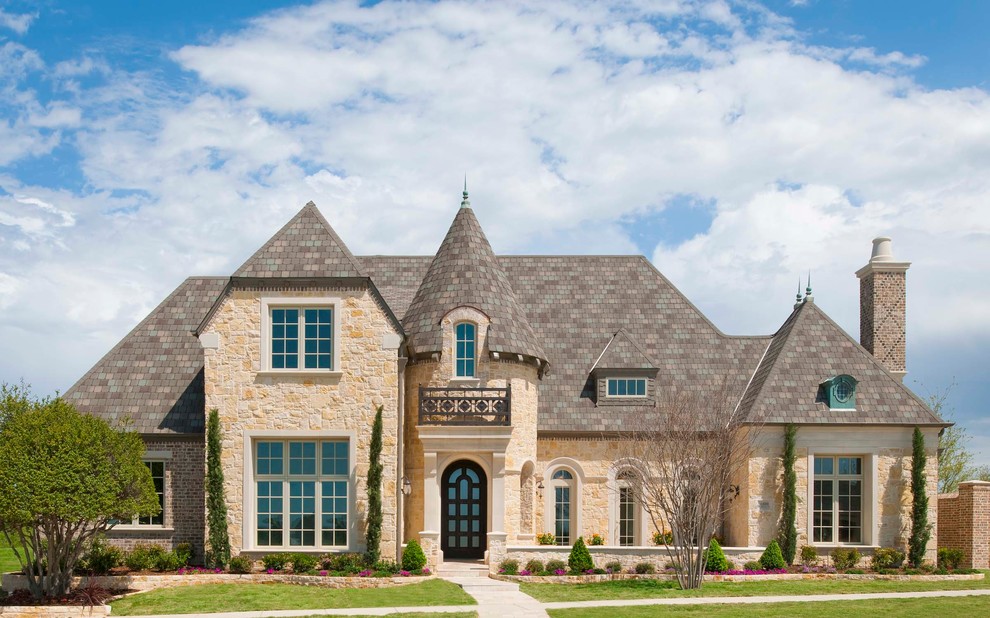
[461,175,470,208]
[796,277,803,303]
[806,270,812,296]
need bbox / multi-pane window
[551,469,574,546]
[270,308,333,370]
[607,378,647,397]
[813,456,863,544]
[255,439,349,549]
[618,470,638,546]
[455,322,476,377]
[138,461,165,526]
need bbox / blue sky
[0,0,988,466]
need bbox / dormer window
[821,375,858,410]
[260,297,340,374]
[607,377,647,398]
[455,322,476,378]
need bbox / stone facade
[201,285,402,558]
[938,480,990,569]
[725,426,939,562]
[105,437,205,558]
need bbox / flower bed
[0,586,120,617]
[493,571,985,584]
[1,571,431,595]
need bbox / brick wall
[937,481,990,569]
[859,270,907,375]
[105,437,205,559]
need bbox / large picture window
[269,307,334,370]
[254,439,350,549]
[813,456,863,544]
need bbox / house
[64,189,945,567]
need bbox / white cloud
[0,9,34,35]
[0,0,986,403]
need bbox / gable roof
[737,300,944,426]
[63,277,228,434]
[232,202,365,279]
[591,329,658,372]
[400,206,547,363]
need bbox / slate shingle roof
[591,329,658,371]
[737,300,944,425]
[400,207,547,362]
[233,202,365,279]
[63,277,228,434]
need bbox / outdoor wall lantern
[402,476,412,496]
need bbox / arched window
[455,322,476,378]
[551,469,575,546]
[617,470,639,546]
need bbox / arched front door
[441,460,487,559]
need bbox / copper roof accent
[400,206,547,363]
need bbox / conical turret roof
[402,202,547,363]
[233,202,365,279]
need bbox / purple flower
[266,568,275,574]
[585,569,595,575]
[519,569,532,576]
[553,569,566,576]
[421,568,431,575]
[399,570,411,577]
[358,569,373,577]
[319,570,328,577]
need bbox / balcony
[418,386,511,426]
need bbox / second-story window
[455,322,476,378]
[271,307,333,370]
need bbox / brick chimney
[856,237,910,381]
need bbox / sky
[0,0,988,466]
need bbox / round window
[834,378,854,403]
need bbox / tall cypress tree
[206,408,231,568]
[365,405,384,564]
[779,424,798,565]
[908,427,931,567]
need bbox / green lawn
[110,579,475,616]
[303,614,476,618]
[0,535,21,575]
[522,572,990,603]
[547,596,990,617]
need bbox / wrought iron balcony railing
[418,386,511,426]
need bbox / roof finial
[806,270,812,297]
[796,277,803,303]
[461,174,470,208]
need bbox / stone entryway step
[436,559,489,578]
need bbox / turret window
[455,322,476,378]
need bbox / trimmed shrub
[174,543,193,566]
[365,406,384,564]
[291,553,319,573]
[525,559,545,574]
[401,539,427,572]
[373,559,400,574]
[799,545,818,567]
[323,553,366,573]
[589,533,605,546]
[703,538,729,573]
[759,540,786,570]
[603,561,622,573]
[205,409,231,568]
[499,559,519,575]
[779,424,799,565]
[154,550,186,572]
[908,427,931,568]
[872,547,905,570]
[635,562,656,574]
[537,532,555,545]
[545,559,567,574]
[938,547,965,570]
[744,560,763,571]
[125,544,159,572]
[82,538,123,574]
[846,568,865,574]
[830,547,861,571]
[228,556,252,574]
[261,552,291,571]
[568,537,594,574]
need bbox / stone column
[420,452,441,568]
[961,481,990,569]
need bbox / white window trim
[113,456,170,530]
[605,377,648,399]
[259,297,343,376]
[549,470,577,546]
[542,460,584,542]
[607,462,649,547]
[806,449,876,547]
[242,430,358,553]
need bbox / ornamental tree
[0,390,159,598]
[908,427,931,568]
[205,408,231,568]
[365,405,384,564]
[778,424,798,565]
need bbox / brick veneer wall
[859,270,907,375]
[937,481,990,569]
[105,437,205,559]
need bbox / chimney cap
[870,237,894,262]
[856,236,910,278]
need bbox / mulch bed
[1,586,126,607]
